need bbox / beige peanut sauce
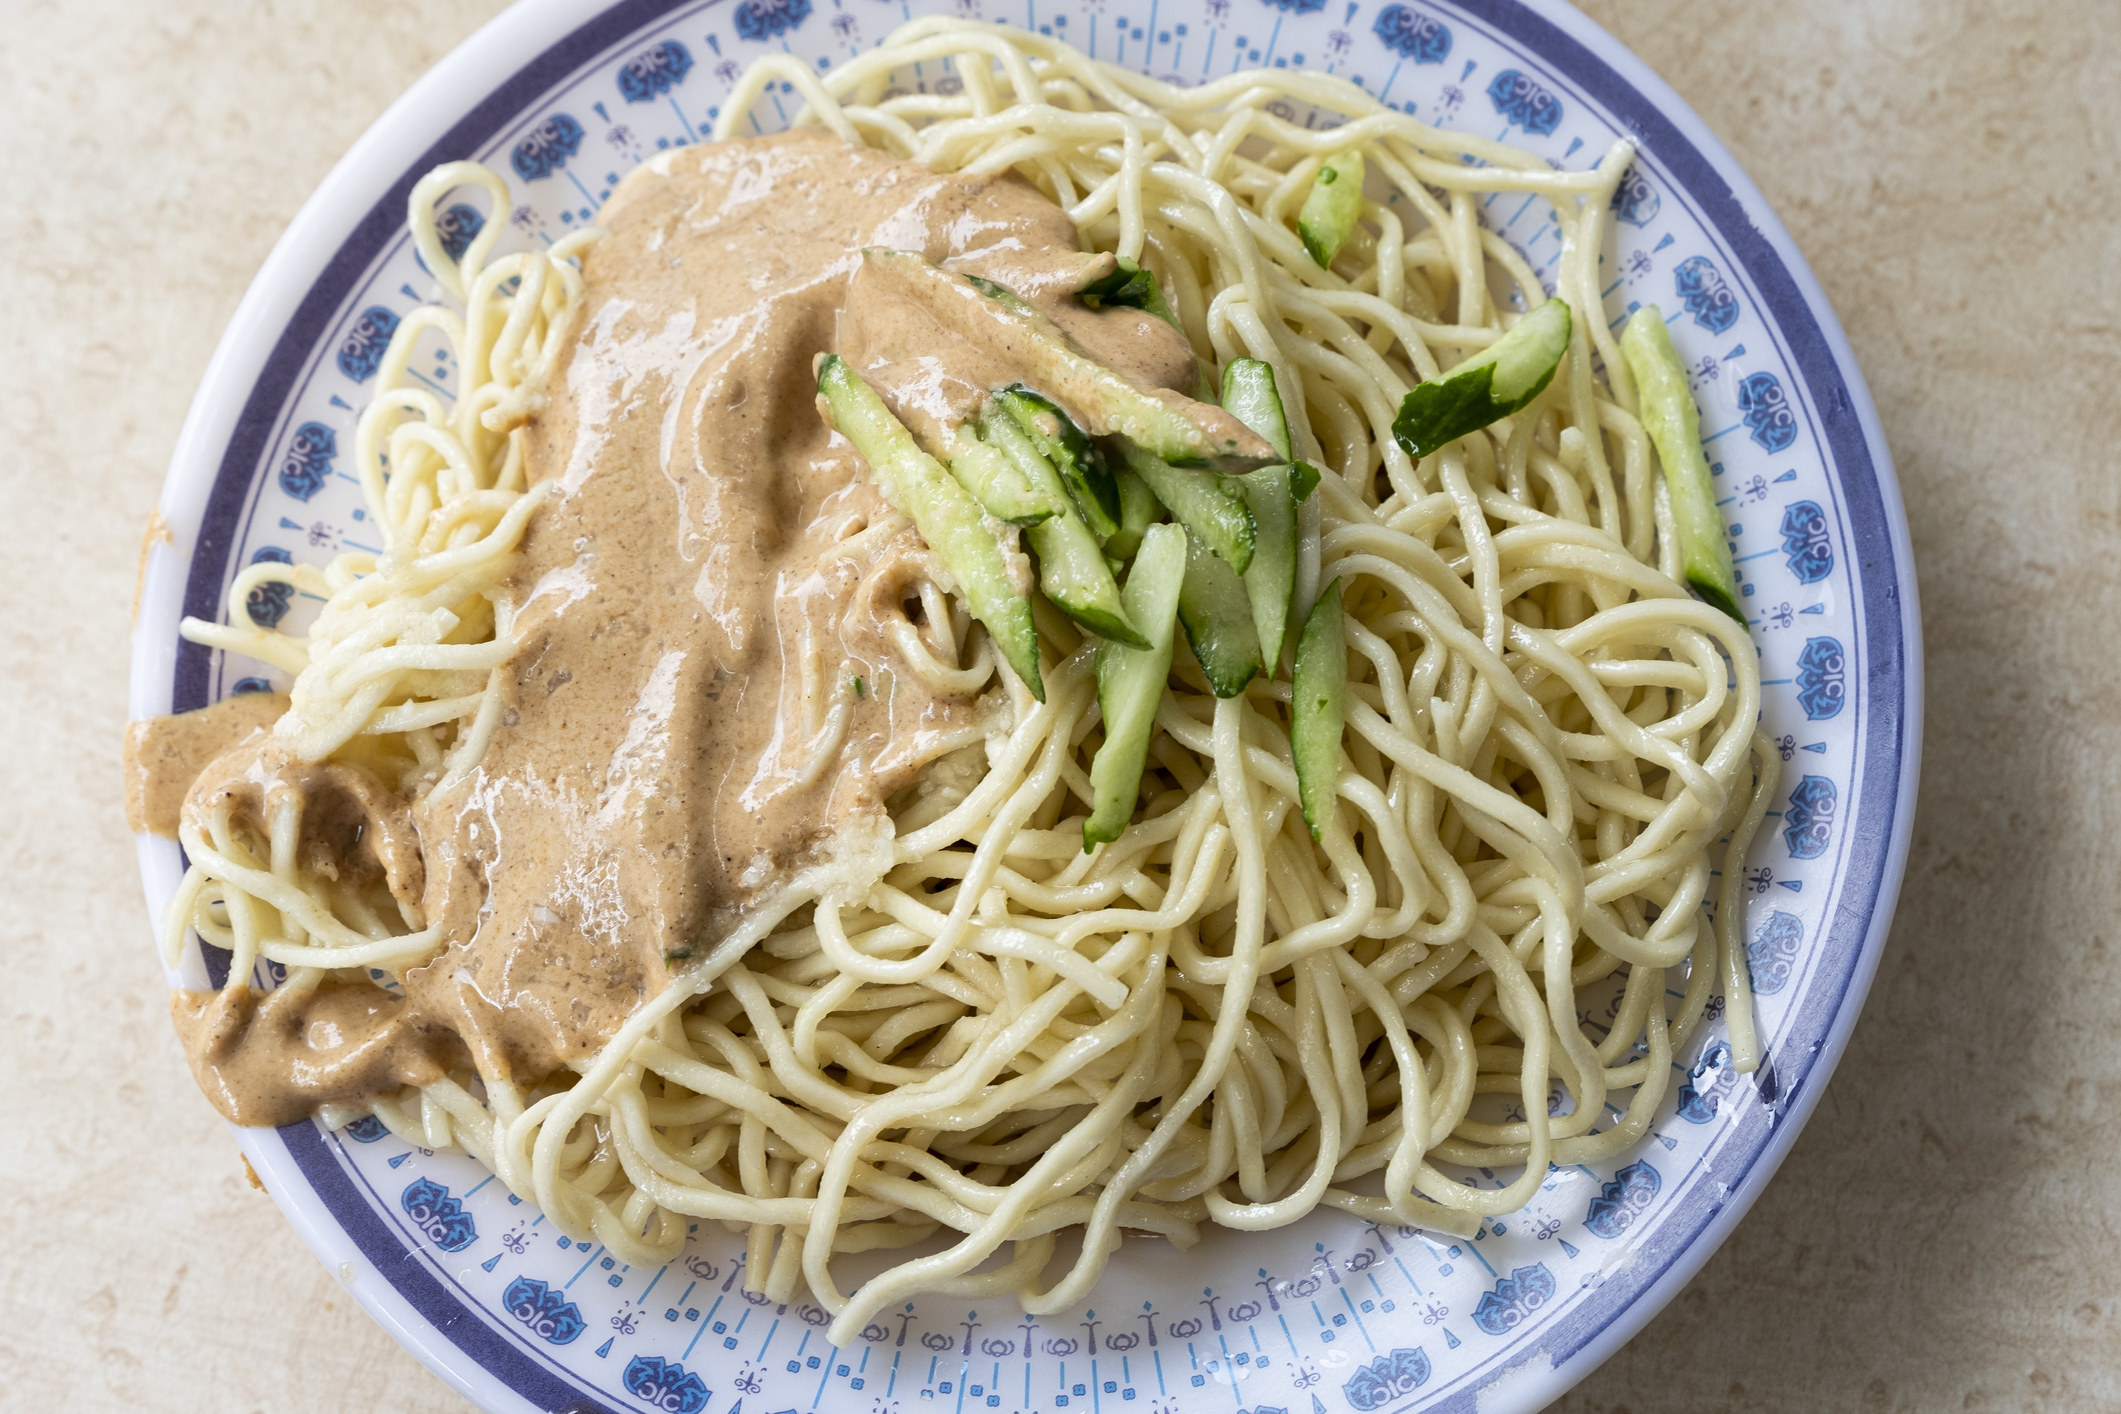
[138,130,1199,1128]
[123,689,287,836]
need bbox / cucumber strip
[1237,465,1298,674]
[862,249,1277,471]
[1078,255,1183,334]
[1118,441,1256,575]
[1219,358,1294,461]
[1619,307,1745,623]
[1178,531,1263,698]
[1030,514,1150,649]
[1105,466,1162,562]
[1219,358,1306,672]
[1292,476,1323,642]
[935,420,1064,526]
[993,386,1121,538]
[979,411,1149,649]
[817,355,1044,701]
[1086,522,1187,848]
[1391,298,1573,460]
[1291,577,1347,841]
[1298,149,1366,269]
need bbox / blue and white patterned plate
[129,1,1921,1409]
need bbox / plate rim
[127,0,1923,1408]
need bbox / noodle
[166,18,1775,1347]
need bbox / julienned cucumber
[1291,577,1347,840]
[1391,298,1573,460]
[1238,466,1299,673]
[1219,358,1308,673]
[1178,531,1263,697]
[994,386,1121,539]
[1118,441,1256,575]
[816,355,1044,701]
[1220,359,1294,461]
[1298,149,1366,269]
[1619,307,1745,623]
[934,420,1065,527]
[1086,522,1187,848]
[1079,255,1182,333]
[862,250,1276,472]
[979,410,1149,649]
[1105,467,1162,562]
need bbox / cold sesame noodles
[162,18,1775,1345]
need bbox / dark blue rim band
[167,0,1911,1406]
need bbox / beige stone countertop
[5,0,2116,1408]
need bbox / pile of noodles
[170,17,1773,1344]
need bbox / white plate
[131,1,1921,1409]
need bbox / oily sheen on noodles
[165,19,1775,1346]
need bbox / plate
[129,1,1920,1409]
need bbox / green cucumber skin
[1086,523,1187,847]
[1027,511,1151,650]
[1239,465,1298,674]
[1120,442,1256,576]
[1220,359,1295,461]
[1485,298,1574,402]
[1105,467,1162,562]
[1391,299,1573,461]
[939,426,1059,526]
[978,407,1146,647]
[1298,149,1367,270]
[1079,256,1183,336]
[1684,569,1745,624]
[1078,258,1159,310]
[995,386,1123,539]
[817,356,1045,702]
[1218,359,1303,672]
[1291,576,1348,841]
[1619,307,1745,624]
[1178,531,1264,698]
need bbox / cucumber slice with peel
[1391,298,1573,460]
[1118,441,1256,575]
[1178,531,1263,697]
[1219,358,1311,673]
[1619,306,1745,623]
[979,410,1148,649]
[1078,255,1182,333]
[1220,358,1294,461]
[817,355,1044,702]
[1237,465,1299,674]
[1298,149,1366,269]
[1291,576,1347,841]
[994,386,1121,539]
[1105,466,1162,563]
[1086,523,1187,848]
[934,420,1064,527]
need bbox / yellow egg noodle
[168,17,1776,1347]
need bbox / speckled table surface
[4,1,2116,1409]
